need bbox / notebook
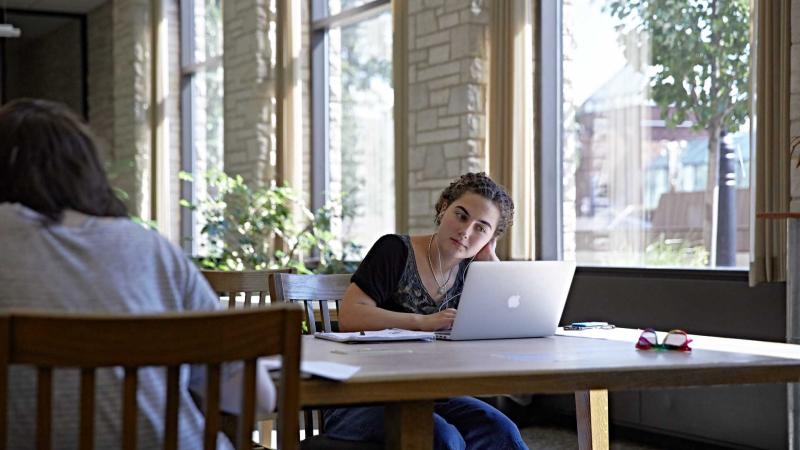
[315,328,435,343]
[434,261,576,341]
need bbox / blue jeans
[323,396,528,450]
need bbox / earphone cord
[436,256,475,312]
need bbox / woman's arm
[338,283,456,332]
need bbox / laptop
[434,261,576,341]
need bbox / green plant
[180,170,361,273]
[644,234,709,268]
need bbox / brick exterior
[223,0,276,187]
[406,0,490,234]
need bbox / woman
[0,98,272,449]
[330,172,527,450]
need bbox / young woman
[329,172,528,449]
[0,98,273,449]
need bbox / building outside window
[558,0,751,269]
[180,0,223,254]
[311,0,394,258]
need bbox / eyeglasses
[635,328,692,352]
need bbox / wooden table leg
[385,400,434,450]
[575,389,609,450]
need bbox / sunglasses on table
[635,328,692,352]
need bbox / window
[311,0,394,257]
[544,0,751,269]
[180,0,223,253]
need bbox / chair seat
[300,435,383,450]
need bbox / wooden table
[298,329,800,450]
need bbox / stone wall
[406,0,490,234]
[792,0,800,207]
[88,2,115,164]
[112,0,152,218]
[166,0,182,242]
[223,0,276,187]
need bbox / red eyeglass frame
[635,328,692,352]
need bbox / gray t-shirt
[0,203,232,450]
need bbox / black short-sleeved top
[351,234,469,315]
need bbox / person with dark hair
[328,172,526,449]
[0,98,274,449]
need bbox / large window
[180,0,223,253]
[311,0,394,257]
[549,0,751,269]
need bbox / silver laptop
[434,261,576,341]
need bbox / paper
[301,361,360,381]
[314,328,435,343]
[260,357,360,381]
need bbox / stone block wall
[791,0,800,207]
[87,0,182,241]
[166,0,182,241]
[406,0,490,234]
[88,2,115,164]
[223,0,276,187]
[301,0,312,205]
[112,0,152,218]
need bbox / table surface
[298,328,800,407]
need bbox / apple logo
[507,294,521,308]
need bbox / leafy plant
[645,234,709,268]
[180,170,361,274]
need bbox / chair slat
[237,359,257,450]
[258,291,267,307]
[80,368,95,450]
[304,302,317,334]
[278,308,302,450]
[244,291,252,308]
[303,410,315,437]
[319,301,332,333]
[164,366,180,450]
[228,291,237,309]
[37,367,52,450]
[122,367,138,450]
[204,363,220,450]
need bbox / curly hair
[434,172,515,238]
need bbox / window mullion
[537,0,563,261]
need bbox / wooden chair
[203,269,294,309]
[270,273,380,450]
[0,306,303,450]
[203,269,295,447]
[269,273,352,334]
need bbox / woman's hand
[415,308,457,331]
[474,238,499,261]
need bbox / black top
[351,234,470,315]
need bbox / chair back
[0,306,303,450]
[203,269,294,309]
[269,273,351,334]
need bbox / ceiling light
[0,23,20,38]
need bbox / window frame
[309,0,391,212]
[538,0,749,273]
[179,0,223,254]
